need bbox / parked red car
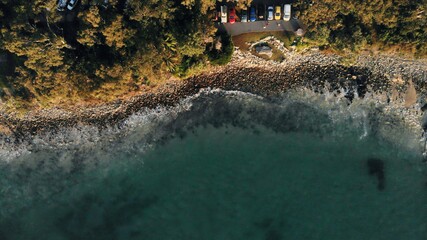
[229,8,236,24]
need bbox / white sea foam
[0,87,423,163]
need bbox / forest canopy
[0,0,426,109]
[0,0,218,107]
[294,0,427,53]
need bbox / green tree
[77,6,102,47]
[101,15,135,49]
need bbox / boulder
[255,45,273,58]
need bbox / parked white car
[283,4,291,21]
[220,5,228,23]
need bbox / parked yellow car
[274,6,281,20]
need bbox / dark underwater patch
[367,158,385,191]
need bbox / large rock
[255,45,273,58]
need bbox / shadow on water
[254,218,284,240]
[265,229,282,240]
[367,158,385,191]
[0,230,7,240]
[55,193,159,239]
[254,218,275,229]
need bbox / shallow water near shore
[0,90,426,239]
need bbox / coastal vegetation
[0,0,426,111]
[294,0,427,54]
[0,0,221,109]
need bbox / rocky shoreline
[1,49,426,149]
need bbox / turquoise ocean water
[0,90,426,239]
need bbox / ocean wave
[0,87,423,163]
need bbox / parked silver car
[67,0,79,10]
[102,0,109,8]
[241,9,248,22]
[283,4,291,21]
[220,5,228,23]
[57,0,68,11]
[267,6,274,21]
